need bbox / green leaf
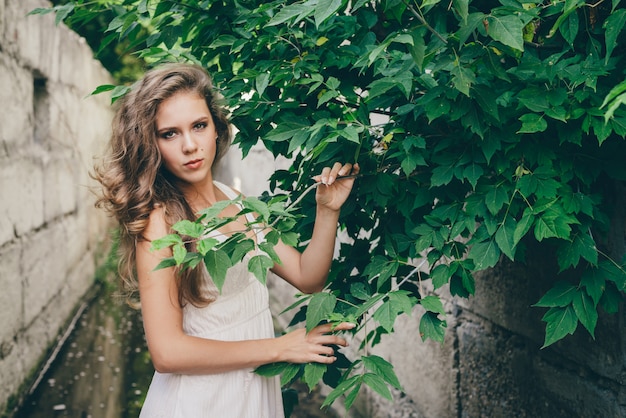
[541,305,578,347]
[485,187,509,215]
[534,281,578,307]
[388,291,416,316]
[151,234,183,251]
[580,270,606,307]
[362,355,402,390]
[363,373,393,400]
[373,301,399,332]
[242,196,271,221]
[266,2,312,27]
[172,219,205,238]
[204,249,232,292]
[468,239,500,270]
[322,375,361,408]
[247,254,274,285]
[303,363,327,391]
[173,243,187,265]
[556,232,598,271]
[486,15,524,51]
[572,291,598,338]
[255,72,270,98]
[306,292,337,332]
[420,295,445,315]
[314,0,342,27]
[604,9,626,64]
[89,84,116,97]
[419,312,446,344]
[451,65,475,96]
[518,113,548,133]
[154,257,176,271]
[495,216,516,261]
[513,209,534,246]
[54,3,74,26]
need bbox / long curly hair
[94,63,233,307]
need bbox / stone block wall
[0,0,113,413]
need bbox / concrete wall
[0,0,112,413]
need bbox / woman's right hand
[276,322,356,364]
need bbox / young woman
[94,63,359,417]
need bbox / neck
[177,176,219,213]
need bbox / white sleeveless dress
[139,181,284,418]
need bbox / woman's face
[155,91,218,186]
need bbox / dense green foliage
[33,0,626,410]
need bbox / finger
[326,162,343,185]
[337,163,353,178]
[319,166,332,185]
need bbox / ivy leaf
[495,216,516,261]
[362,355,402,390]
[534,281,578,307]
[173,243,187,265]
[314,0,342,27]
[485,187,509,216]
[151,234,183,251]
[388,291,416,316]
[172,219,205,238]
[486,15,524,51]
[242,196,270,222]
[420,295,445,315]
[204,249,232,292]
[431,165,455,187]
[580,270,606,307]
[467,238,500,270]
[303,363,327,391]
[419,311,446,343]
[363,373,393,400]
[556,231,598,272]
[154,256,176,271]
[322,375,361,408]
[513,209,534,246]
[518,113,548,133]
[541,305,578,347]
[604,9,626,64]
[451,65,476,96]
[306,292,337,332]
[373,301,398,332]
[572,291,598,338]
[247,254,274,285]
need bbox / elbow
[298,282,325,294]
[149,347,180,374]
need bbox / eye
[159,130,176,140]
[194,122,207,130]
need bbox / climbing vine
[33,0,626,410]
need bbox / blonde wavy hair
[94,63,232,306]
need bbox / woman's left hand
[313,162,360,211]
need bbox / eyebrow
[157,116,211,132]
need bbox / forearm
[148,333,280,374]
[297,205,340,292]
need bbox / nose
[181,131,198,154]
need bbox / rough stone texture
[0,0,113,414]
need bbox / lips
[184,158,203,169]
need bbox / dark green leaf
[534,281,578,307]
[363,373,393,401]
[303,363,327,391]
[419,312,446,343]
[306,292,337,332]
[204,249,232,292]
[362,355,402,390]
[541,305,578,347]
[247,254,274,285]
[572,291,597,338]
